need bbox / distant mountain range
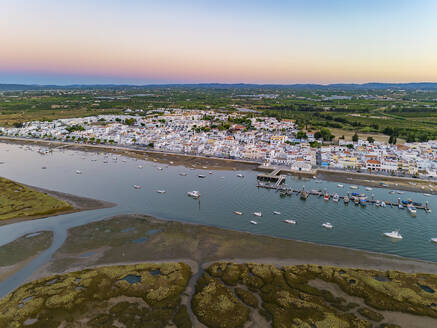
[1,82,437,91]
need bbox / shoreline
[1,136,435,193]
[0,183,116,227]
[40,213,437,279]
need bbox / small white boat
[381,201,386,208]
[75,170,82,174]
[198,174,206,178]
[273,211,281,215]
[237,174,244,178]
[250,220,258,225]
[187,190,200,198]
[365,187,373,191]
[424,193,432,197]
[169,161,174,164]
[133,185,141,189]
[138,165,143,169]
[234,211,243,215]
[209,171,213,174]
[202,166,207,169]
[384,230,403,240]
[399,204,404,209]
[179,172,187,176]
[157,167,163,171]
[253,212,262,217]
[322,222,333,229]
[397,191,404,194]
[282,219,296,225]
[350,186,358,190]
[332,194,340,202]
[431,238,437,244]
[156,190,166,194]
[408,206,417,215]
[337,184,344,188]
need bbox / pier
[256,181,431,213]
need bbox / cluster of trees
[66,124,85,132]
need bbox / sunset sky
[1,0,437,84]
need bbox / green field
[1,86,437,142]
[0,177,72,222]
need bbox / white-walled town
[2,109,437,180]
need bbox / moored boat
[273,211,281,215]
[384,230,403,240]
[198,174,206,178]
[250,220,258,225]
[237,174,244,178]
[187,190,200,198]
[234,211,243,215]
[253,212,262,217]
[322,222,333,229]
[156,190,166,194]
[133,185,141,189]
[282,219,297,225]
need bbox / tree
[352,132,359,142]
[296,131,307,139]
[367,136,375,143]
[319,128,334,141]
[406,134,415,143]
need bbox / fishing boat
[381,201,387,208]
[384,230,403,240]
[375,200,381,207]
[237,174,244,178]
[350,185,358,190]
[343,196,350,204]
[179,172,187,176]
[360,198,367,206]
[322,222,333,229]
[407,206,417,215]
[234,211,243,215]
[156,190,166,194]
[253,212,262,217]
[354,197,360,205]
[250,221,258,225]
[332,194,339,202]
[133,185,141,189]
[282,219,297,225]
[198,174,206,178]
[323,193,330,201]
[273,211,281,215]
[187,190,200,198]
[337,184,344,188]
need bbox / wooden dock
[256,182,431,212]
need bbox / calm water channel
[0,142,436,296]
